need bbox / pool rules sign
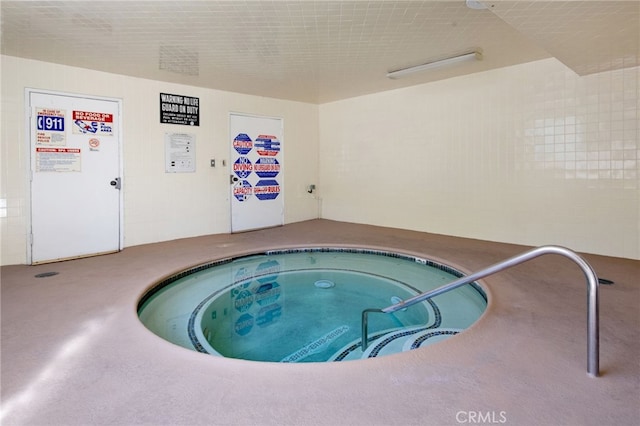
[160,93,199,126]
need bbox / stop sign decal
[233,133,253,155]
[255,134,280,156]
[233,156,253,179]
[255,179,280,200]
[233,180,252,202]
[254,157,280,178]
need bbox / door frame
[25,88,124,264]
[229,111,284,233]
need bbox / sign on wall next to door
[160,92,199,126]
[28,90,122,264]
[165,132,196,173]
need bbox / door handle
[110,177,121,190]
[230,175,239,185]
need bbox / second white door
[229,113,283,232]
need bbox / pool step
[329,327,462,361]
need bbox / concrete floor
[1,219,639,426]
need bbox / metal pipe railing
[361,245,600,377]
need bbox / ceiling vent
[159,45,199,76]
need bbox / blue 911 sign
[37,115,65,131]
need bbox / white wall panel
[319,58,639,259]
[1,56,319,265]
[2,55,637,263]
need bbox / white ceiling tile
[1,1,637,103]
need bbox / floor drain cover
[35,271,59,278]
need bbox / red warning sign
[72,110,114,135]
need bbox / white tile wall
[0,56,319,265]
[2,56,638,263]
[319,58,639,259]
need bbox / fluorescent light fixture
[386,51,482,79]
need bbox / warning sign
[88,138,100,151]
[72,110,114,136]
[233,180,253,202]
[233,133,253,155]
[255,135,280,156]
[254,157,280,178]
[233,156,253,179]
[254,179,280,200]
[160,93,199,126]
[36,108,66,146]
[35,147,81,172]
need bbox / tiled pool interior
[138,248,487,362]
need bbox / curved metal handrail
[361,245,600,377]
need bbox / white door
[229,113,283,232]
[28,90,122,264]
